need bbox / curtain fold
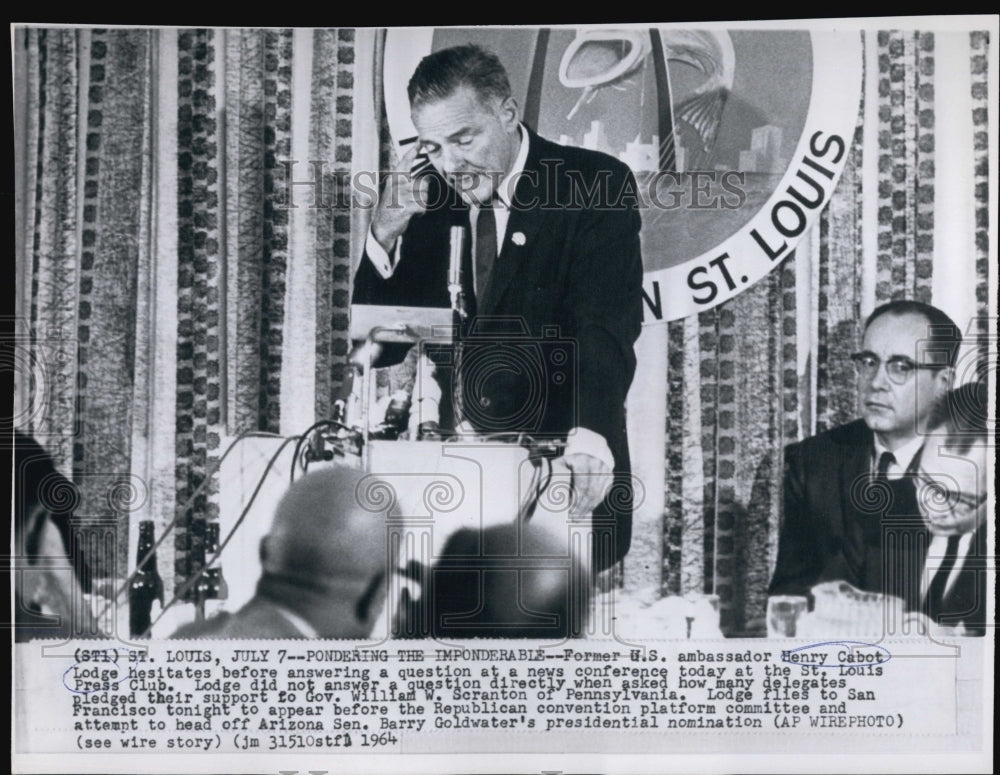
[970,31,992,377]
[19,28,157,578]
[308,28,355,422]
[24,28,80,477]
[174,27,226,592]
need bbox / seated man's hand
[549,452,613,518]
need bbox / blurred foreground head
[919,381,989,536]
[259,466,389,638]
[396,516,592,639]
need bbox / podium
[215,305,596,639]
[351,306,594,638]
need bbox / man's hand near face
[371,143,432,251]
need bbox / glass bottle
[128,521,164,638]
[199,521,228,614]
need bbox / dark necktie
[925,534,961,621]
[474,199,497,304]
[860,451,899,593]
[453,201,497,427]
[875,450,895,482]
[875,450,927,610]
[863,450,895,535]
[458,220,476,320]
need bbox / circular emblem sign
[384,26,863,322]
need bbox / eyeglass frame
[849,351,949,385]
[913,471,989,512]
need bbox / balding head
[260,467,388,636]
[918,381,989,536]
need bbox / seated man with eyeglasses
[768,300,986,633]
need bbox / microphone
[447,225,467,318]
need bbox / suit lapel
[479,131,548,315]
[839,424,932,603]
[839,423,873,524]
[838,424,876,587]
[940,523,984,600]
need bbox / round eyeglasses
[850,352,945,385]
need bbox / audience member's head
[14,432,99,641]
[854,300,960,450]
[259,466,389,638]
[172,465,389,640]
[395,512,590,639]
[918,380,989,536]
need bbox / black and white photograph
[8,17,996,774]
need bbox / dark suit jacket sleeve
[768,440,824,598]
[351,174,457,309]
[353,236,442,307]
[564,166,643,450]
[351,241,388,305]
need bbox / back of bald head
[261,467,387,588]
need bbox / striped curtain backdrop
[14,27,357,598]
[13,26,991,634]
[17,28,157,581]
[971,31,993,379]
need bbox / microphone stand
[446,225,471,434]
[447,225,469,323]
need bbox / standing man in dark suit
[768,300,987,634]
[353,44,644,573]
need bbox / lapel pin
[511,231,526,246]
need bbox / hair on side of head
[407,43,512,109]
[864,299,962,367]
[927,379,989,446]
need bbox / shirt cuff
[365,228,401,279]
[564,427,614,470]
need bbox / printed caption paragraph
[15,639,974,754]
